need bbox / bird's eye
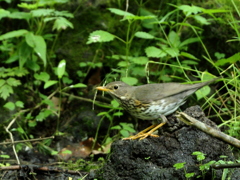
[113,85,118,90]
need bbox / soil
[1,106,240,180]
[87,106,240,180]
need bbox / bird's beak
[96,86,111,92]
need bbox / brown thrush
[96,78,217,140]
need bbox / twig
[5,116,20,164]
[176,112,240,148]
[3,88,60,165]
[60,92,116,108]
[0,136,54,145]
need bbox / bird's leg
[139,115,167,140]
[122,125,158,140]
[123,115,167,140]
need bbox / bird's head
[96,81,132,101]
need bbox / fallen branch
[0,136,54,145]
[176,112,240,149]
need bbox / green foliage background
[0,0,239,159]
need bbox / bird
[96,78,218,140]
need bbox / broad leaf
[57,59,66,78]
[108,8,134,17]
[6,77,21,86]
[33,35,47,67]
[44,80,58,89]
[0,9,10,19]
[34,72,50,82]
[53,17,73,31]
[87,30,115,44]
[145,46,167,58]
[121,77,138,85]
[168,31,180,48]
[0,84,13,100]
[178,5,202,17]
[135,31,155,39]
[69,83,87,88]
[4,102,15,111]
[215,53,240,66]
[0,29,28,40]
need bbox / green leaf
[180,52,199,60]
[44,80,58,89]
[135,31,155,39]
[178,5,202,17]
[214,52,225,60]
[0,29,28,40]
[25,33,47,66]
[185,173,195,178]
[18,41,32,68]
[173,162,186,170]
[194,15,210,25]
[168,31,180,47]
[87,30,115,44]
[36,109,53,121]
[215,53,240,66]
[111,99,119,108]
[120,129,129,137]
[32,35,47,67]
[0,84,13,100]
[121,77,138,86]
[140,8,156,29]
[0,9,10,19]
[16,127,24,134]
[0,155,10,159]
[179,37,200,48]
[25,32,35,47]
[195,85,211,100]
[53,17,74,31]
[130,56,148,65]
[16,101,24,108]
[8,12,31,20]
[182,60,198,65]
[117,61,128,67]
[120,123,135,132]
[61,149,72,154]
[4,102,15,111]
[69,83,87,88]
[145,46,167,58]
[31,9,55,17]
[28,120,37,127]
[6,77,21,86]
[18,2,44,9]
[108,8,134,17]
[34,72,50,82]
[79,62,87,67]
[57,59,66,78]
[62,77,72,84]
[162,47,179,57]
[201,72,217,82]
[113,111,123,116]
[192,151,206,161]
[123,15,155,21]
[0,79,5,87]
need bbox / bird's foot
[123,133,159,140]
[122,122,166,140]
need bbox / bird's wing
[133,81,214,103]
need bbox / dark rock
[87,106,240,180]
